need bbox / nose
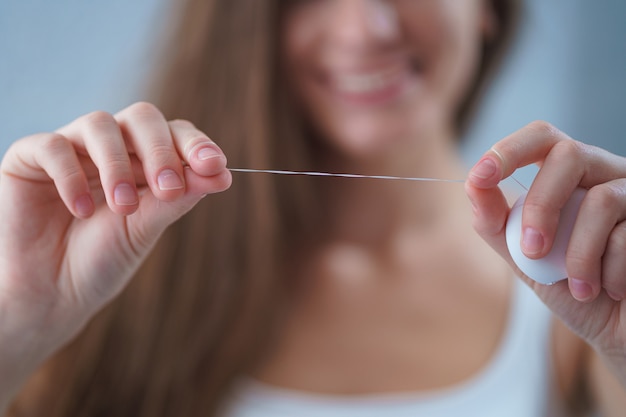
[328,0,400,50]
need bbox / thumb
[126,167,232,252]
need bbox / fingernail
[75,194,94,217]
[606,289,623,302]
[522,227,544,255]
[570,278,593,302]
[197,146,221,161]
[114,183,138,206]
[470,157,497,181]
[158,169,184,191]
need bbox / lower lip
[330,72,413,107]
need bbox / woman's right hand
[0,102,231,401]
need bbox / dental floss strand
[229,168,528,188]
[229,168,465,183]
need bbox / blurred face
[282,0,492,157]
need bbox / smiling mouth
[338,68,401,92]
[325,60,422,105]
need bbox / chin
[324,126,412,160]
[321,110,433,160]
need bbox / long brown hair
[10,0,520,415]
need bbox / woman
[1,0,625,416]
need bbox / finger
[57,110,139,215]
[602,220,626,301]
[465,181,543,291]
[76,155,146,211]
[518,140,587,259]
[467,121,566,189]
[62,153,141,209]
[126,166,232,252]
[2,133,95,218]
[169,119,227,177]
[567,181,626,302]
[114,102,186,201]
[469,121,626,189]
[183,165,232,197]
[464,181,510,257]
[78,154,147,187]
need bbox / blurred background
[1,0,625,185]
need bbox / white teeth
[335,68,402,94]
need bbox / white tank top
[219,280,567,417]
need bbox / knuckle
[103,154,133,174]
[521,198,547,212]
[40,132,71,154]
[125,101,162,119]
[602,224,626,297]
[170,120,213,153]
[57,161,84,184]
[565,249,594,277]
[38,134,85,182]
[607,223,626,255]
[586,183,622,212]
[181,132,211,145]
[471,214,501,238]
[522,198,558,221]
[527,120,563,140]
[169,118,195,130]
[2,133,68,174]
[82,110,116,128]
[4,135,33,155]
[149,143,178,166]
[471,220,491,237]
[551,139,586,163]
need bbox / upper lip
[333,65,404,80]
[324,57,423,94]
[332,66,405,92]
[319,54,422,85]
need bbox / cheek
[407,5,484,110]
[282,1,330,66]
[282,10,323,111]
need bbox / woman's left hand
[465,121,626,373]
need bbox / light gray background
[1,0,625,186]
